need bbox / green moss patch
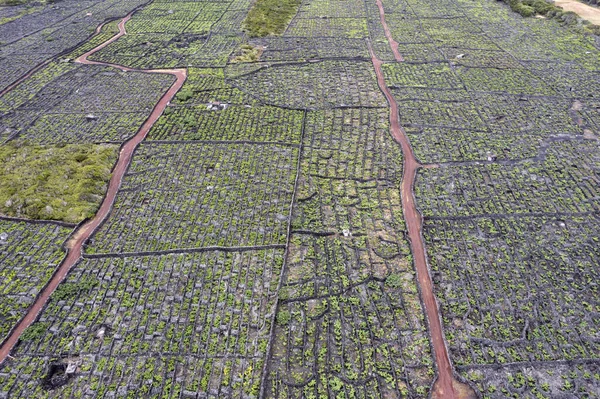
[0,142,118,223]
[242,0,302,37]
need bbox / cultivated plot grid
[0,220,72,344]
[0,64,174,144]
[0,0,599,397]
[0,0,152,92]
[85,142,299,254]
[0,250,283,398]
[88,0,254,69]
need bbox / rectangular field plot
[393,91,487,131]
[25,112,148,144]
[439,48,522,69]
[267,267,434,398]
[416,140,600,217]
[148,105,304,143]
[86,142,298,254]
[169,68,260,107]
[88,32,220,69]
[256,37,368,62]
[266,98,434,397]
[406,126,546,163]
[230,60,386,109]
[126,17,193,34]
[0,249,283,398]
[419,18,500,50]
[456,66,556,96]
[382,62,463,90]
[385,16,432,44]
[405,0,465,18]
[0,220,72,342]
[0,62,79,113]
[296,0,366,18]
[0,64,175,144]
[459,363,599,398]
[395,43,445,63]
[286,18,369,38]
[185,35,244,67]
[302,108,403,181]
[423,215,599,391]
[525,61,600,99]
[475,93,580,135]
[288,179,411,295]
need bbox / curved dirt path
[369,2,475,397]
[0,12,186,364]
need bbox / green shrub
[21,322,49,341]
[386,273,403,289]
[276,310,291,325]
[515,3,535,17]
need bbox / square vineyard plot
[85,142,299,254]
[423,215,599,396]
[415,140,600,218]
[302,108,403,181]
[0,249,283,398]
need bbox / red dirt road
[368,39,476,399]
[374,0,404,62]
[0,14,186,364]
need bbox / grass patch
[242,0,301,37]
[0,141,118,223]
[231,44,264,63]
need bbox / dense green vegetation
[503,0,600,35]
[242,0,302,37]
[0,142,118,223]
